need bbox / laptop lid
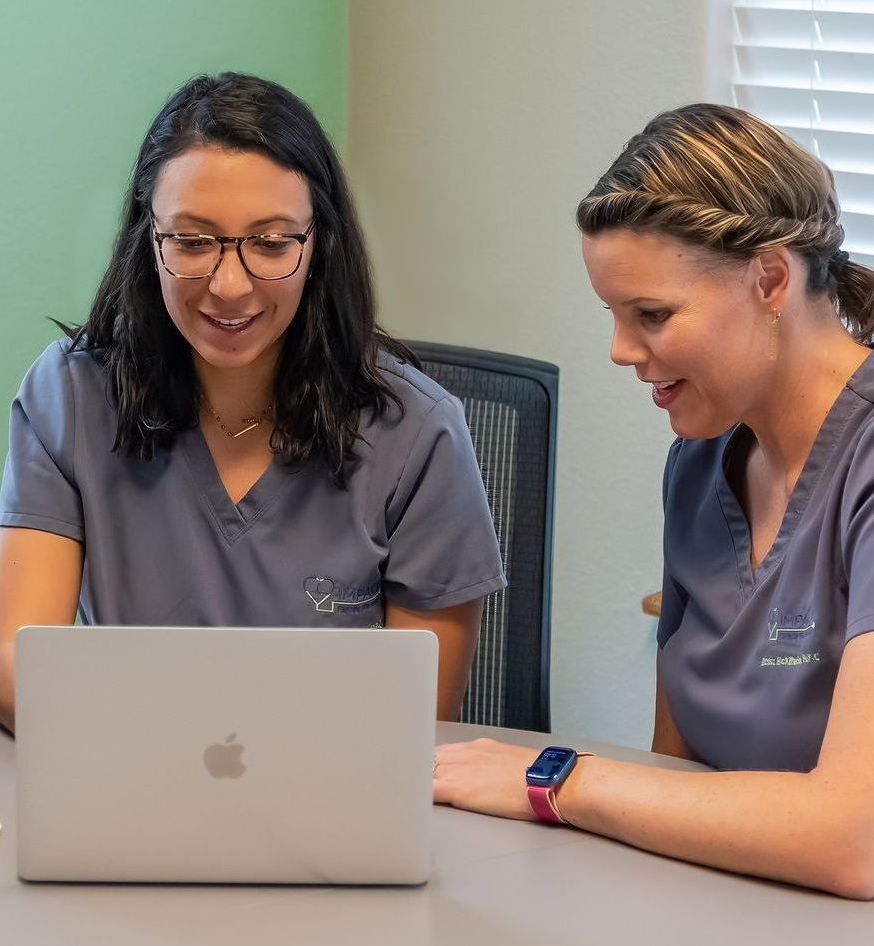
[15,626,437,884]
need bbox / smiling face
[150,145,315,374]
[583,228,775,440]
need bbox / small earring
[768,310,782,361]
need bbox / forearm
[0,640,14,734]
[386,598,482,721]
[429,622,477,720]
[558,756,873,898]
[0,528,84,736]
[436,657,472,722]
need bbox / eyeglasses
[151,215,315,280]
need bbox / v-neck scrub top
[658,350,874,772]
[0,341,506,628]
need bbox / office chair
[404,341,558,732]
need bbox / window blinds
[732,0,874,266]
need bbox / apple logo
[203,733,247,779]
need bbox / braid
[577,104,874,343]
[580,189,840,256]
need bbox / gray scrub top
[658,350,874,772]
[0,340,506,627]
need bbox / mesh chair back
[404,342,558,732]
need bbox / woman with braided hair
[434,103,874,898]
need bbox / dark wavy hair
[70,71,417,486]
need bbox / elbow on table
[789,772,874,899]
[819,864,874,901]
[811,826,874,901]
[824,848,874,901]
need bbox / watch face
[525,746,577,786]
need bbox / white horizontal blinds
[733,0,874,267]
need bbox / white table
[2,722,873,945]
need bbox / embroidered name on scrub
[761,653,821,668]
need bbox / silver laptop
[15,625,437,884]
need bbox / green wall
[0,0,347,460]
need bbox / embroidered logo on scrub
[766,607,816,641]
[761,607,820,668]
[303,576,380,614]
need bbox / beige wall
[348,0,714,747]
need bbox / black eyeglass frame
[150,214,316,281]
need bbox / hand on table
[432,738,541,821]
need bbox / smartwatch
[525,746,590,823]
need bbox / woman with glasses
[434,104,874,899]
[0,73,505,732]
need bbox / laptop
[15,625,438,884]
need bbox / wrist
[525,748,594,824]
[552,756,591,826]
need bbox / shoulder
[354,351,471,473]
[666,430,734,468]
[12,338,113,460]
[663,429,734,496]
[845,348,874,407]
[370,349,468,441]
[841,351,874,490]
[375,349,457,419]
[18,336,108,402]
[839,408,874,521]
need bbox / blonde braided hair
[577,104,874,343]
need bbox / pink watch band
[527,785,564,823]
[527,752,594,824]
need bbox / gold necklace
[203,400,272,439]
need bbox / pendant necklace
[203,400,272,439]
